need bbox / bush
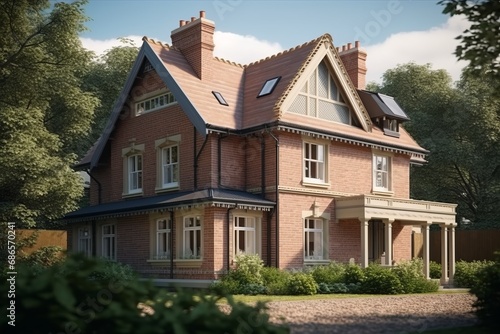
[261,267,291,295]
[470,252,500,330]
[1,253,289,334]
[88,258,137,282]
[232,253,265,285]
[310,262,345,284]
[392,258,438,293]
[342,263,364,284]
[360,264,403,294]
[287,273,317,295]
[429,261,442,279]
[454,260,494,288]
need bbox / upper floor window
[304,218,327,261]
[128,154,143,194]
[303,142,327,185]
[77,226,92,257]
[373,154,392,192]
[155,218,171,260]
[101,224,116,260]
[136,92,176,116]
[161,145,179,188]
[289,60,351,125]
[182,216,202,259]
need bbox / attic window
[143,60,153,73]
[212,91,228,106]
[257,76,281,97]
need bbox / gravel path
[263,293,477,334]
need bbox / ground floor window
[304,218,327,260]
[182,216,202,259]
[234,216,256,255]
[101,224,116,260]
[155,218,171,260]
[77,226,92,256]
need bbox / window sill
[122,191,143,198]
[371,190,394,196]
[304,259,330,265]
[146,259,202,268]
[147,259,172,266]
[302,180,331,189]
[155,186,180,194]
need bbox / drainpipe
[260,133,266,198]
[267,128,279,268]
[218,132,229,187]
[194,127,209,190]
[86,169,102,204]
[169,210,174,279]
[91,220,97,257]
[226,207,235,273]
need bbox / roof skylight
[212,91,228,106]
[257,76,281,97]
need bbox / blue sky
[79,0,469,84]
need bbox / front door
[368,220,385,263]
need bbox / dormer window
[136,92,176,116]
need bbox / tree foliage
[370,63,500,227]
[0,0,98,227]
[439,0,500,84]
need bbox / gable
[279,35,372,132]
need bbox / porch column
[440,224,449,285]
[448,224,456,285]
[422,222,431,279]
[383,219,394,266]
[360,219,369,268]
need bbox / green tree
[439,0,500,84]
[80,38,139,157]
[371,63,500,227]
[0,0,98,227]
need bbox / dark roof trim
[357,90,410,121]
[65,188,275,222]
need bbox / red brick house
[66,11,457,285]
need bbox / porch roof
[335,194,457,225]
[65,188,275,222]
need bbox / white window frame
[372,153,392,192]
[304,218,326,261]
[155,218,171,260]
[161,145,179,189]
[101,224,116,260]
[182,216,202,259]
[136,92,176,116]
[128,154,143,194]
[303,141,327,184]
[234,216,257,256]
[77,226,92,257]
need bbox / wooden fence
[16,229,67,255]
[413,229,500,263]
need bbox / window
[373,154,391,192]
[212,91,228,106]
[288,60,351,124]
[155,218,171,260]
[303,142,327,184]
[304,218,325,260]
[234,217,256,255]
[257,76,281,97]
[101,224,116,260]
[77,227,92,256]
[136,92,176,115]
[128,154,143,194]
[161,145,179,188]
[182,216,202,259]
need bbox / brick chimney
[337,41,367,90]
[171,10,215,80]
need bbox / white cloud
[365,15,471,84]
[213,31,283,64]
[80,35,145,57]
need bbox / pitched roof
[78,31,426,170]
[65,188,275,222]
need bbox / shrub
[470,252,500,330]
[240,283,267,295]
[360,264,403,294]
[232,253,265,285]
[287,273,317,295]
[88,258,137,282]
[261,267,291,295]
[342,263,364,284]
[1,253,289,334]
[429,261,442,279]
[454,260,494,288]
[310,262,345,284]
[392,258,437,293]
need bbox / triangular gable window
[288,60,352,125]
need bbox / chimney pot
[191,17,196,22]
[179,20,185,27]
[355,40,360,48]
[342,45,346,51]
[347,43,352,50]
[200,10,206,18]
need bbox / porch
[335,194,457,285]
